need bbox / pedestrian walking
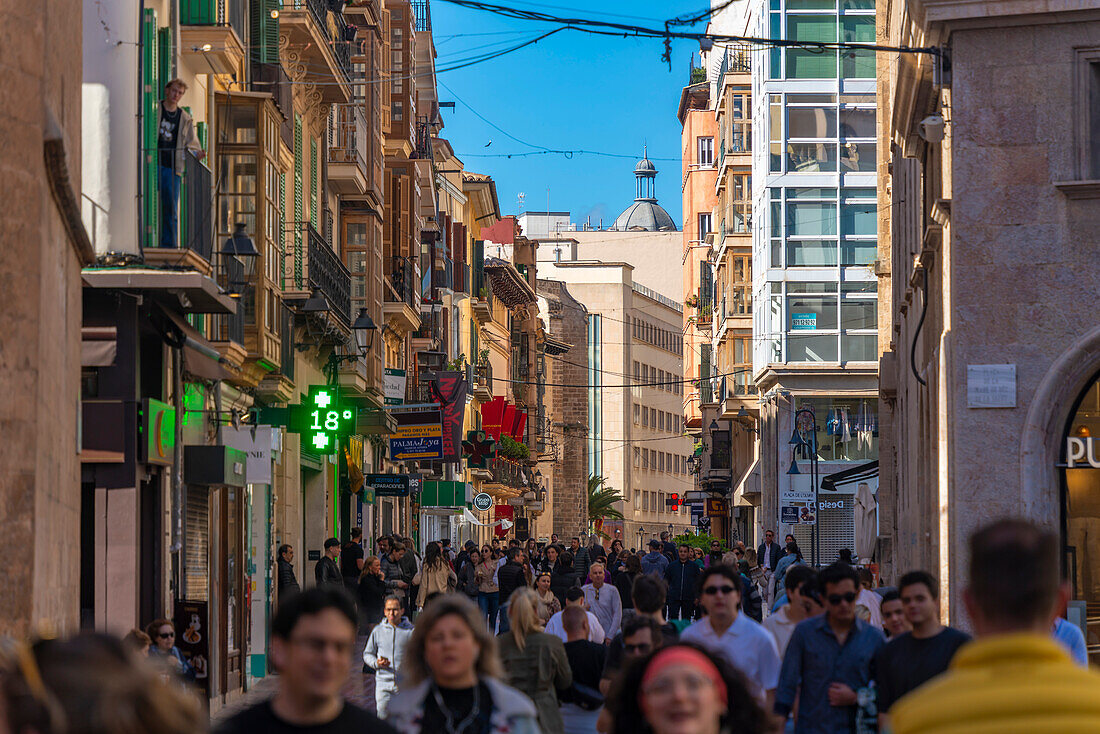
[342,528,366,594]
[546,586,607,643]
[659,532,677,562]
[316,537,343,589]
[774,562,885,733]
[456,548,482,601]
[613,552,639,625]
[640,540,670,577]
[583,562,623,636]
[454,540,477,578]
[681,565,780,707]
[497,587,573,734]
[604,643,766,734]
[551,550,582,606]
[122,628,152,656]
[560,606,608,734]
[600,575,679,695]
[216,586,397,734]
[873,570,969,728]
[357,555,389,632]
[762,565,818,658]
[607,539,625,574]
[414,542,458,609]
[496,547,530,634]
[856,567,883,629]
[382,541,412,605]
[890,520,1100,734]
[1,633,203,734]
[757,530,785,572]
[571,537,591,582]
[534,570,563,624]
[540,543,561,575]
[144,618,196,681]
[664,543,701,621]
[475,546,501,630]
[363,595,415,718]
[386,595,540,734]
[880,590,911,639]
[278,544,300,599]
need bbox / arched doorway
[1061,370,1100,665]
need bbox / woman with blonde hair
[0,633,203,734]
[496,587,572,734]
[386,594,540,734]
[533,570,562,624]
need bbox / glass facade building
[751,0,878,369]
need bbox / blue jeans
[158,164,180,247]
[478,591,499,631]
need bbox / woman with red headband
[606,643,766,734]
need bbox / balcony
[412,0,431,32]
[208,301,248,377]
[383,256,421,334]
[179,0,246,74]
[472,281,494,323]
[257,303,296,402]
[472,361,493,401]
[485,457,525,492]
[252,62,293,149]
[140,153,215,276]
[281,0,353,103]
[286,225,352,334]
[328,104,369,195]
[717,44,751,82]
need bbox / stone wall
[0,0,85,636]
[539,280,590,538]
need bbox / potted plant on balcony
[499,435,530,462]
[684,294,700,309]
[445,353,466,371]
[478,348,490,366]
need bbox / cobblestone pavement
[209,634,377,727]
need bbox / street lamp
[351,308,378,353]
[789,407,821,568]
[221,223,259,297]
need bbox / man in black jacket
[664,543,702,620]
[757,529,785,571]
[341,528,365,593]
[497,547,528,633]
[315,537,343,588]
[277,544,300,599]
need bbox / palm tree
[587,474,624,538]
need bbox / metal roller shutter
[791,496,855,567]
[184,485,210,601]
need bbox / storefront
[1062,372,1100,665]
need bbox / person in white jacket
[363,595,414,717]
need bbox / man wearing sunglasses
[775,562,885,733]
[680,564,781,708]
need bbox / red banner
[481,396,506,440]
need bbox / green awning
[422,480,471,508]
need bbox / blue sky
[430,0,714,229]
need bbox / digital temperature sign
[287,386,357,453]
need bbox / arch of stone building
[1019,324,1100,525]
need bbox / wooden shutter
[142,9,159,247]
[309,137,318,230]
[250,0,279,64]
[293,114,303,288]
[278,171,286,289]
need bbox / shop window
[793,396,878,462]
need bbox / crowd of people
[3,519,1099,734]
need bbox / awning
[421,480,471,508]
[820,460,879,492]
[157,307,233,381]
[732,457,761,507]
[81,326,117,367]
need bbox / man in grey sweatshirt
[362,595,414,717]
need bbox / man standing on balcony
[158,78,205,248]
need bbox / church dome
[611,147,679,232]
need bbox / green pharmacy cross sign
[288,386,357,453]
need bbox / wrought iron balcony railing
[386,256,418,309]
[295,224,352,327]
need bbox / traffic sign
[473,492,494,511]
[698,516,711,529]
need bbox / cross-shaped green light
[312,433,329,450]
[314,390,332,409]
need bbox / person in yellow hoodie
[891,519,1100,734]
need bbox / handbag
[568,681,605,711]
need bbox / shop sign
[388,404,443,461]
[705,498,729,517]
[780,480,816,525]
[174,600,210,695]
[223,426,275,485]
[367,473,410,497]
[507,497,525,506]
[1067,437,1100,468]
[384,368,406,406]
[473,492,494,511]
[288,386,357,453]
[967,364,1016,408]
[791,313,817,330]
[142,398,176,466]
[526,500,544,512]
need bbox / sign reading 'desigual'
[1067,437,1100,468]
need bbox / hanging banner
[481,396,506,441]
[428,370,468,463]
[388,404,444,461]
[384,368,406,406]
[223,426,275,485]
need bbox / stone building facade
[878,0,1100,651]
[0,0,92,636]
[538,279,590,538]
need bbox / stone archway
[1019,324,1100,523]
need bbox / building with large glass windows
[748,0,881,566]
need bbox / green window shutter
[293,114,303,288]
[250,0,280,64]
[195,121,207,152]
[700,345,713,403]
[142,9,159,248]
[470,323,478,365]
[181,0,216,25]
[278,171,286,289]
[309,138,318,230]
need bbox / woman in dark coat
[456,548,482,601]
[549,551,581,606]
[357,555,388,632]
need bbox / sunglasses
[703,584,737,596]
[827,591,858,605]
[158,632,175,639]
